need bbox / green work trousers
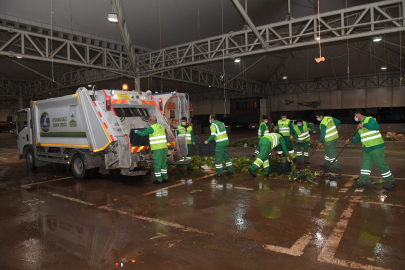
[215,145,233,174]
[277,136,296,158]
[254,143,272,158]
[296,141,309,162]
[250,138,271,175]
[153,148,168,182]
[359,147,395,185]
[324,139,340,170]
[180,144,192,168]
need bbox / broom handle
[321,131,358,177]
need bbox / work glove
[135,130,138,134]
[204,141,208,144]
[286,157,291,163]
[313,131,316,134]
[317,142,323,148]
[290,135,294,141]
[193,142,195,145]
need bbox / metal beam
[138,0,405,73]
[110,0,140,89]
[231,0,269,50]
[267,49,302,88]
[271,72,402,94]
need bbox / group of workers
[136,109,396,191]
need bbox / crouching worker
[135,116,168,185]
[205,114,234,177]
[176,117,195,171]
[248,133,291,178]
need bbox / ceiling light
[381,66,387,70]
[282,76,287,80]
[108,13,118,23]
[122,84,128,90]
[234,58,241,63]
[373,36,382,42]
[316,36,320,41]
[209,85,212,87]
[16,56,22,59]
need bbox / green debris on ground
[190,190,202,194]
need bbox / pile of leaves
[290,169,319,184]
[232,139,258,147]
[384,132,405,141]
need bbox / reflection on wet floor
[1,147,405,269]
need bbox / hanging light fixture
[282,76,287,80]
[373,36,382,42]
[380,66,387,70]
[108,13,118,23]
[234,58,241,63]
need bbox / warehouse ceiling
[0,0,403,99]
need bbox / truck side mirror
[7,115,15,133]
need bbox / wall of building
[270,86,405,112]
[192,99,231,115]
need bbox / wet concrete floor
[0,138,405,269]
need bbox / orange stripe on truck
[130,146,150,153]
[112,99,128,104]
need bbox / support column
[18,89,23,110]
[260,98,271,123]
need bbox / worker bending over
[293,118,316,165]
[346,109,396,190]
[277,112,296,161]
[176,117,195,171]
[205,114,234,177]
[248,133,291,178]
[316,111,341,173]
[253,115,274,157]
[135,116,168,185]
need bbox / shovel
[319,131,358,181]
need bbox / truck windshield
[17,111,27,133]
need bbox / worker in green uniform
[293,118,316,165]
[248,133,291,178]
[346,109,396,190]
[176,117,195,171]
[277,112,296,161]
[316,111,341,173]
[253,115,274,157]
[135,116,168,185]
[205,114,234,177]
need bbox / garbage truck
[9,87,191,179]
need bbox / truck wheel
[26,148,36,170]
[71,154,91,179]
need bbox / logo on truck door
[69,105,77,127]
[40,112,50,133]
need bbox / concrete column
[260,98,271,123]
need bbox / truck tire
[26,148,36,170]
[71,154,91,179]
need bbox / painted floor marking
[142,174,215,196]
[263,233,312,256]
[142,183,184,196]
[350,198,405,208]
[339,188,349,193]
[318,202,388,270]
[320,197,339,216]
[355,188,364,193]
[99,205,213,235]
[150,233,167,240]
[234,187,254,191]
[20,177,73,188]
[47,190,212,236]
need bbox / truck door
[16,109,32,155]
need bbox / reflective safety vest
[321,116,339,142]
[210,120,229,146]
[262,133,282,150]
[258,122,269,139]
[358,117,384,148]
[149,123,167,150]
[293,122,310,142]
[177,125,192,145]
[278,119,291,136]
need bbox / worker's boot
[187,166,194,172]
[214,173,224,177]
[251,154,256,158]
[226,171,234,176]
[162,179,169,183]
[352,182,367,189]
[305,160,310,164]
[248,168,256,178]
[382,182,397,191]
[296,161,302,166]
[153,180,163,185]
[329,168,340,173]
